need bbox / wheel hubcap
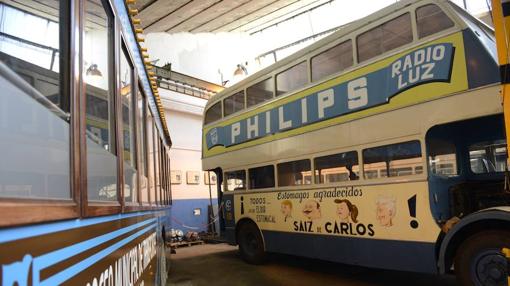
[472,250,508,286]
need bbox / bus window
[277,159,312,186]
[246,78,273,107]
[225,170,246,191]
[311,40,353,82]
[363,141,422,179]
[469,140,507,174]
[416,4,454,39]
[249,165,275,189]
[85,0,117,201]
[204,101,222,124]
[357,13,412,63]
[276,61,308,96]
[428,139,458,176]
[314,151,359,183]
[224,91,245,117]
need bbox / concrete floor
[167,243,458,286]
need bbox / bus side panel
[222,193,237,244]
[0,211,163,285]
[262,230,437,273]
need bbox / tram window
[224,91,245,117]
[247,78,273,107]
[363,141,422,179]
[205,101,222,124]
[85,0,117,201]
[416,4,454,39]
[314,151,359,183]
[277,159,312,186]
[225,170,246,191]
[357,13,412,63]
[249,165,275,189]
[138,87,149,203]
[120,44,137,203]
[311,40,353,82]
[428,139,458,176]
[0,1,71,200]
[469,140,507,174]
[276,61,308,96]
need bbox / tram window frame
[314,151,359,184]
[225,170,247,191]
[362,140,423,179]
[246,77,274,108]
[276,61,308,96]
[249,165,275,189]
[0,0,81,227]
[311,39,353,82]
[416,4,455,39]
[277,159,312,187]
[204,101,222,125]
[357,13,413,63]
[223,91,245,117]
[137,83,150,204]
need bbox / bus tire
[454,230,510,286]
[237,221,266,264]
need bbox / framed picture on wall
[204,172,217,185]
[171,170,182,184]
[186,171,200,185]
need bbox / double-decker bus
[0,0,173,285]
[202,0,510,285]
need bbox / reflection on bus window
[469,140,507,174]
[120,44,137,203]
[416,4,454,39]
[363,141,422,179]
[249,165,275,189]
[85,0,117,201]
[0,0,71,200]
[357,13,412,63]
[277,159,311,186]
[225,170,246,191]
[311,40,353,82]
[0,2,65,111]
[224,91,245,117]
[246,78,273,107]
[315,151,359,183]
[205,101,221,124]
[428,139,458,176]
[276,61,308,96]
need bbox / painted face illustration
[336,202,350,222]
[281,204,292,217]
[302,200,321,221]
[376,202,394,227]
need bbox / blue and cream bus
[0,0,172,285]
[202,0,510,285]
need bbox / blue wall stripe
[40,223,157,286]
[0,211,154,244]
[32,218,156,274]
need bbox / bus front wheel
[237,221,265,264]
[454,230,510,286]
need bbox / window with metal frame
[224,91,245,117]
[277,159,312,186]
[416,4,454,39]
[246,78,273,107]
[357,13,413,63]
[363,140,422,179]
[315,151,359,183]
[204,101,222,124]
[249,165,275,189]
[276,61,308,96]
[311,40,353,82]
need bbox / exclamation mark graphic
[408,195,419,229]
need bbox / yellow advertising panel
[234,181,441,243]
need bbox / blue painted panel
[170,199,218,232]
[263,230,438,274]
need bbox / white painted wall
[160,88,217,201]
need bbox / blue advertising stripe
[206,43,454,149]
[39,223,157,286]
[32,218,156,273]
[0,211,155,244]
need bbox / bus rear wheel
[238,221,265,264]
[454,231,510,286]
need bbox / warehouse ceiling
[133,0,331,34]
